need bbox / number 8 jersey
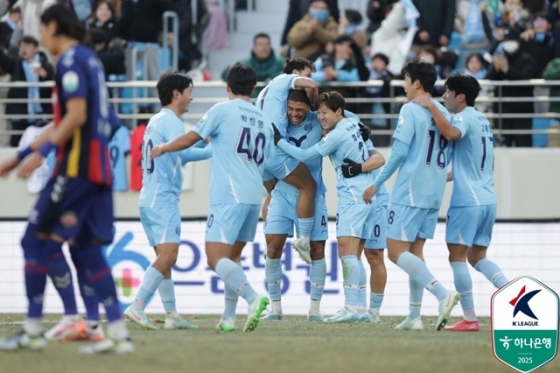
[392,100,452,209]
[193,98,274,205]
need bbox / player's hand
[17,153,43,179]
[358,122,371,142]
[412,93,433,109]
[0,156,20,178]
[150,144,166,160]
[272,124,283,145]
[341,158,362,178]
[363,185,378,204]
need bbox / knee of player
[266,243,283,259]
[387,249,401,264]
[310,243,325,260]
[365,250,385,267]
[301,179,317,193]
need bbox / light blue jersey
[365,141,390,207]
[392,100,452,209]
[193,98,274,205]
[108,126,130,191]
[139,108,212,207]
[278,118,374,204]
[275,111,326,195]
[449,107,497,206]
[255,73,299,137]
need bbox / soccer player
[341,153,390,323]
[0,5,132,353]
[412,74,508,332]
[261,89,328,321]
[363,60,460,331]
[151,63,273,333]
[123,72,211,331]
[256,58,319,263]
[274,91,385,323]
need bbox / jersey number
[110,146,119,168]
[425,130,448,168]
[236,127,266,165]
[480,136,494,171]
[144,139,154,174]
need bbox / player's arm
[413,94,461,141]
[178,146,212,165]
[277,138,323,162]
[293,77,319,106]
[151,131,202,159]
[363,149,385,172]
[447,171,453,182]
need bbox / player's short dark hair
[9,7,21,15]
[444,74,482,107]
[283,57,315,74]
[40,4,86,42]
[317,91,345,114]
[344,9,362,24]
[401,59,437,94]
[287,89,311,107]
[226,63,257,96]
[19,35,38,47]
[156,72,193,106]
[253,32,270,44]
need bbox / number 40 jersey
[193,98,274,205]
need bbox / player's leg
[75,186,132,354]
[277,159,316,261]
[308,239,326,321]
[207,204,268,332]
[469,205,508,289]
[261,177,277,221]
[68,242,104,341]
[216,241,246,332]
[356,242,370,322]
[388,205,459,330]
[444,206,480,331]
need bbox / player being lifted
[124,72,211,331]
[274,91,386,322]
[363,60,460,331]
[413,74,508,331]
[0,5,132,353]
[151,64,273,333]
[256,58,319,264]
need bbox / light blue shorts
[264,190,328,241]
[206,204,260,245]
[139,205,181,247]
[262,146,300,181]
[336,202,376,239]
[364,202,387,250]
[446,205,497,248]
[386,204,439,243]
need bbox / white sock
[166,310,180,319]
[464,309,477,322]
[271,299,282,314]
[24,318,43,336]
[107,319,129,341]
[309,299,320,315]
[133,298,146,311]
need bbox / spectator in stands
[463,52,488,80]
[168,0,207,71]
[364,52,393,146]
[119,0,173,83]
[280,0,339,55]
[455,0,491,60]
[0,35,53,146]
[486,28,536,147]
[503,0,532,32]
[88,0,124,78]
[12,0,54,41]
[0,7,22,55]
[412,0,456,48]
[88,0,119,43]
[521,12,555,78]
[542,57,560,147]
[220,33,283,98]
[338,9,368,54]
[365,0,398,36]
[287,0,338,61]
[312,35,369,112]
[203,1,228,51]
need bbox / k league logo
[510,286,541,326]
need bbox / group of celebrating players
[0,3,508,355]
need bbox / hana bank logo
[114,268,141,296]
[510,285,541,327]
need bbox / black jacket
[520,33,555,78]
[119,0,173,43]
[412,0,456,47]
[0,50,54,117]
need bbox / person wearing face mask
[287,0,339,61]
[486,28,537,147]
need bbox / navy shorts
[27,175,114,245]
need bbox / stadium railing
[0,79,559,141]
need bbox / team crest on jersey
[62,71,79,93]
[304,124,312,131]
[453,115,464,124]
[319,134,328,144]
[199,113,207,124]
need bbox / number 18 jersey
[391,100,452,209]
[193,98,274,205]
